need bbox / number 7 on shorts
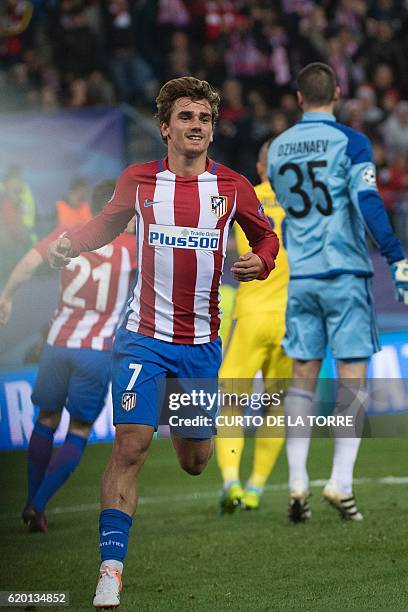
[127,363,142,390]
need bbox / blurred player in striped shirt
[46,77,279,610]
[0,180,137,533]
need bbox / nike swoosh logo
[101,530,122,536]
[144,200,163,207]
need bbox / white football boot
[323,480,363,521]
[93,564,122,610]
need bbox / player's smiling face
[161,97,214,160]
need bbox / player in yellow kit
[216,140,292,512]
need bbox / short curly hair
[156,77,220,129]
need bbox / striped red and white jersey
[67,158,279,345]
[36,228,136,350]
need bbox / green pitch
[1,437,407,611]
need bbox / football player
[216,140,292,512]
[0,181,137,532]
[46,77,279,609]
[268,63,408,523]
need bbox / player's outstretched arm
[47,235,72,269]
[231,251,265,282]
[0,248,43,325]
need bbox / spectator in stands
[362,17,400,72]
[280,92,300,123]
[371,62,400,111]
[1,61,36,111]
[298,4,328,58]
[355,85,384,129]
[270,109,290,138]
[247,90,272,145]
[0,0,34,67]
[157,0,191,32]
[40,84,59,112]
[226,13,267,92]
[219,78,248,123]
[23,48,48,90]
[341,98,366,132]
[240,90,274,182]
[387,151,408,190]
[326,33,356,99]
[334,0,366,36]
[204,0,238,43]
[375,143,408,210]
[55,178,91,227]
[50,2,100,80]
[367,0,403,28]
[103,0,158,105]
[262,19,291,92]
[163,30,193,81]
[39,63,60,96]
[196,44,227,88]
[381,100,408,154]
[214,78,252,174]
[67,77,89,108]
[394,6,408,99]
[282,1,326,71]
[87,70,115,107]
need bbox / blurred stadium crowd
[0,0,408,270]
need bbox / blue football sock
[99,509,133,563]
[31,432,87,513]
[27,422,56,503]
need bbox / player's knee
[114,432,150,468]
[179,449,212,475]
[179,457,207,476]
[69,419,92,438]
[38,410,61,430]
[293,359,321,383]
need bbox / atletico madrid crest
[121,392,137,412]
[210,195,228,219]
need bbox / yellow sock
[248,434,284,490]
[215,436,244,484]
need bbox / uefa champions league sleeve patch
[362,164,377,187]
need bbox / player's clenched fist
[47,235,72,269]
[231,252,266,282]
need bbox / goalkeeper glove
[390,258,408,305]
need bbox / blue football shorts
[283,274,381,361]
[111,326,222,439]
[31,343,112,423]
